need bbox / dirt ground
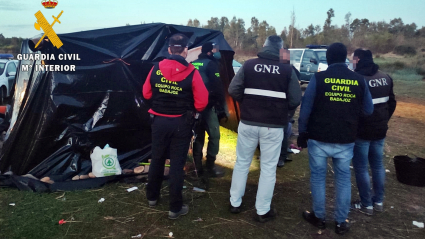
[1,79,425,239]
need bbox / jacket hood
[159,55,195,81]
[355,58,379,76]
[197,52,216,62]
[257,46,280,61]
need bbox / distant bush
[415,67,425,76]
[392,69,423,81]
[378,61,405,72]
[394,45,417,56]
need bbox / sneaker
[230,204,242,214]
[335,220,350,235]
[148,199,158,207]
[374,202,384,212]
[350,201,373,216]
[206,166,225,178]
[277,158,285,167]
[168,204,189,220]
[302,211,326,229]
[255,208,277,223]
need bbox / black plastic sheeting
[394,155,425,187]
[0,23,238,191]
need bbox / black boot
[206,155,225,178]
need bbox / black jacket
[308,64,368,143]
[229,46,302,128]
[355,61,397,140]
[192,53,225,108]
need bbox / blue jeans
[352,138,385,207]
[308,139,354,223]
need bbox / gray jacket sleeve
[228,64,245,102]
[287,69,302,110]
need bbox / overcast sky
[1,0,424,38]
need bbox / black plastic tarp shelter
[0,23,239,190]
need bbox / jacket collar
[257,46,280,61]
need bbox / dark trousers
[279,123,289,159]
[147,115,192,213]
[193,107,220,171]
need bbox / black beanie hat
[169,33,189,47]
[353,48,373,61]
[201,42,214,53]
[326,43,347,65]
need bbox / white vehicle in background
[0,54,18,104]
[289,45,351,84]
[233,60,242,74]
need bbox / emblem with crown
[41,0,58,9]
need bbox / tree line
[0,34,23,54]
[187,9,425,55]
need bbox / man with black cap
[297,43,374,234]
[350,49,396,216]
[143,33,208,219]
[228,35,302,222]
[191,42,227,178]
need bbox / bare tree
[289,8,296,48]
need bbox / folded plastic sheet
[0,23,238,189]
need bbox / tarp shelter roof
[0,23,239,191]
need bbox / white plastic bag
[91,144,122,177]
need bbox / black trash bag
[394,155,425,187]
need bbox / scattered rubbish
[169,232,173,237]
[183,186,187,189]
[385,169,390,173]
[391,206,394,209]
[193,187,206,192]
[9,203,15,206]
[98,198,105,203]
[58,219,81,225]
[131,234,142,238]
[193,218,203,222]
[127,187,138,193]
[318,229,323,235]
[290,149,301,154]
[413,221,424,228]
[349,166,353,169]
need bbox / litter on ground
[193,187,206,192]
[98,198,105,203]
[126,187,138,192]
[9,203,15,206]
[290,149,301,154]
[413,221,424,228]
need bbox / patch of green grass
[391,69,424,81]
